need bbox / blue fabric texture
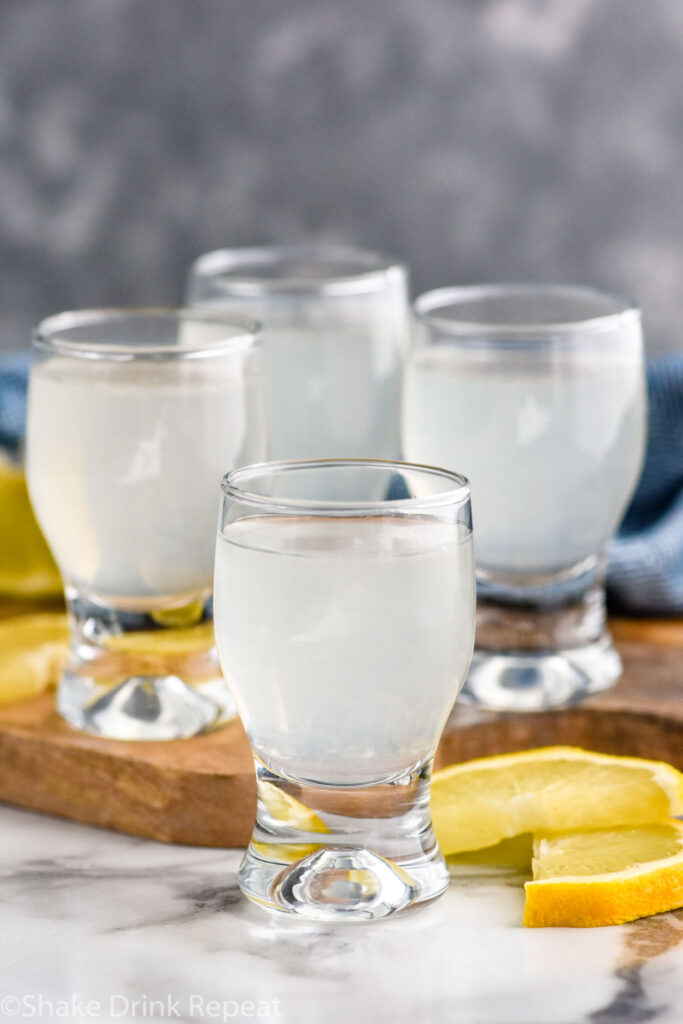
[607,354,683,614]
[1,352,681,613]
[0,351,32,454]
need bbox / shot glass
[214,459,475,919]
[187,246,409,474]
[403,285,647,711]
[26,309,265,740]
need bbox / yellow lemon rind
[524,819,683,928]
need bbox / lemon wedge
[524,819,683,927]
[0,612,69,705]
[0,454,62,598]
[432,747,683,855]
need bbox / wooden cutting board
[0,619,680,848]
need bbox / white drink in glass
[187,247,409,480]
[403,346,646,576]
[253,306,403,463]
[214,515,475,786]
[27,355,263,606]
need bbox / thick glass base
[58,671,235,740]
[239,759,449,921]
[461,559,622,711]
[58,588,236,740]
[460,636,622,711]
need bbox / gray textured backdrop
[0,0,681,354]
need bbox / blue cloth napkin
[0,351,31,454]
[2,351,681,614]
[607,354,683,615]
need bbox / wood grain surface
[0,621,680,848]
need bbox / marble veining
[0,806,682,1023]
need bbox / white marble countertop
[1,805,682,1024]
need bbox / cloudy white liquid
[403,347,646,575]
[194,298,406,469]
[214,516,475,785]
[27,354,264,606]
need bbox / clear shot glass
[214,459,475,920]
[26,309,265,740]
[187,246,409,472]
[403,285,647,711]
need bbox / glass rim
[189,245,407,298]
[32,307,262,360]
[413,284,641,338]
[222,458,471,514]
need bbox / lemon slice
[249,841,324,864]
[0,612,69,705]
[258,781,330,835]
[431,747,683,855]
[448,833,534,872]
[524,819,683,927]
[0,455,62,598]
[151,600,206,629]
[251,782,330,863]
[104,621,215,656]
